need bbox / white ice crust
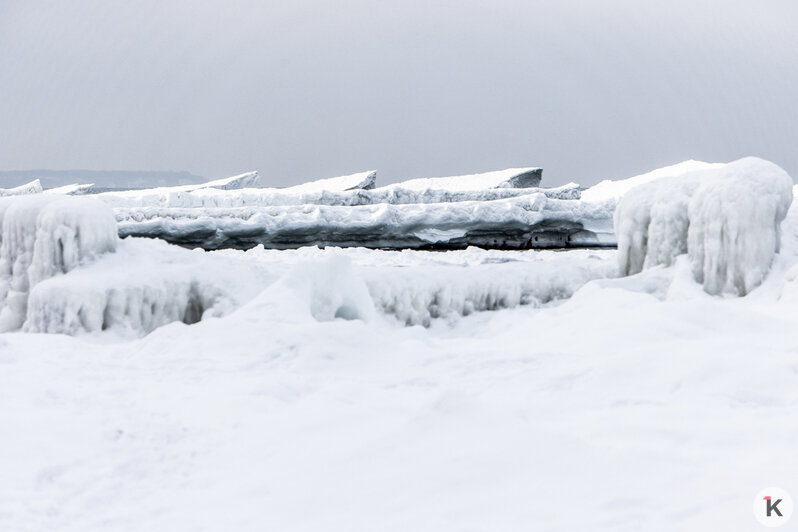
[614,157,793,295]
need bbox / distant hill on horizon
[0,170,206,190]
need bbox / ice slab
[114,193,615,250]
[385,167,542,191]
[0,196,118,331]
[0,179,43,197]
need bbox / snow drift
[25,238,268,335]
[614,157,793,295]
[0,196,118,331]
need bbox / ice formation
[25,238,267,335]
[0,179,43,197]
[98,170,373,208]
[113,193,615,250]
[383,167,542,191]
[44,183,97,195]
[614,157,793,295]
[0,196,118,331]
[277,170,376,194]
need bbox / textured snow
[383,167,542,191]
[0,179,43,197]
[0,196,117,331]
[615,157,793,295]
[25,243,614,335]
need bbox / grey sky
[1,0,796,187]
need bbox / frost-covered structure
[0,196,118,331]
[100,165,610,250]
[614,157,793,295]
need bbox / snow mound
[386,167,541,191]
[0,196,118,331]
[25,238,266,335]
[0,179,43,197]
[365,250,614,325]
[614,157,793,295]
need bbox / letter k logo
[765,496,784,517]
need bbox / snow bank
[0,179,43,197]
[385,167,542,191]
[0,196,118,331]
[223,246,616,326]
[614,157,793,295]
[364,250,614,325]
[25,238,267,335]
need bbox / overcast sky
[1,0,796,187]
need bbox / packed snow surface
[3,236,798,530]
[615,157,793,295]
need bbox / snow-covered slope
[3,227,798,530]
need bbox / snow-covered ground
[1,159,797,531]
